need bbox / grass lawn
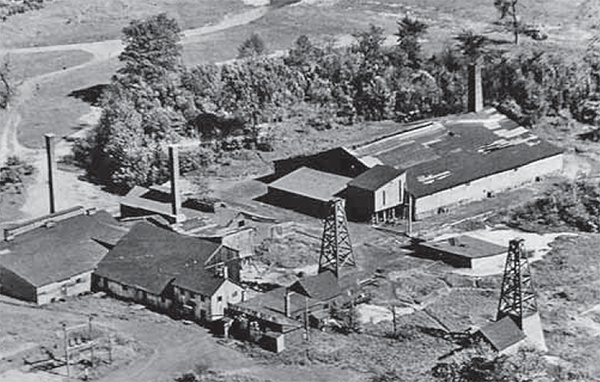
[8,50,94,81]
[534,234,600,378]
[17,58,121,148]
[0,0,249,48]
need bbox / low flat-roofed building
[416,235,507,270]
[475,316,526,355]
[266,167,352,218]
[0,210,127,304]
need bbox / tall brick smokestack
[45,134,57,214]
[168,145,182,222]
[468,63,483,113]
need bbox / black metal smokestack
[468,63,483,113]
[45,134,57,214]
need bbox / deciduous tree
[0,54,16,109]
[117,13,183,84]
[395,16,428,68]
[494,0,520,44]
[237,33,267,59]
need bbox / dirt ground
[0,294,366,382]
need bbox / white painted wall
[36,271,93,305]
[374,173,406,213]
[470,253,506,272]
[414,154,563,219]
[209,280,244,321]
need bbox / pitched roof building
[94,222,244,321]
[266,167,352,217]
[346,165,406,222]
[0,210,127,304]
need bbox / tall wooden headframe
[497,238,538,328]
[318,198,355,278]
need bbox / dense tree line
[0,0,44,21]
[78,13,600,191]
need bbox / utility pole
[108,334,112,364]
[62,322,70,381]
[391,305,397,336]
[88,316,94,366]
[304,296,310,342]
[407,196,413,236]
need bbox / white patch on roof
[417,170,451,184]
[357,155,383,168]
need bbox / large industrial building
[269,65,564,221]
[271,108,563,220]
[93,222,245,322]
[0,208,127,304]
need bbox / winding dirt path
[0,6,269,220]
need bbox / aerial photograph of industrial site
[0,0,600,381]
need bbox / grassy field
[8,50,94,81]
[0,0,248,48]
[17,58,120,148]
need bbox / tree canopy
[118,13,183,84]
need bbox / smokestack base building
[268,65,563,221]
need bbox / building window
[217,296,223,302]
[382,190,386,205]
[123,285,128,292]
[75,278,82,283]
[232,291,238,298]
[238,220,245,227]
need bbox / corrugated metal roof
[269,167,352,202]
[0,211,126,287]
[350,108,563,197]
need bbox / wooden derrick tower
[318,198,355,278]
[497,238,547,351]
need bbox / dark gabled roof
[478,316,526,352]
[347,165,405,191]
[95,222,224,296]
[0,211,126,287]
[269,167,352,202]
[289,271,342,301]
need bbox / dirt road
[0,6,269,221]
[0,295,365,382]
